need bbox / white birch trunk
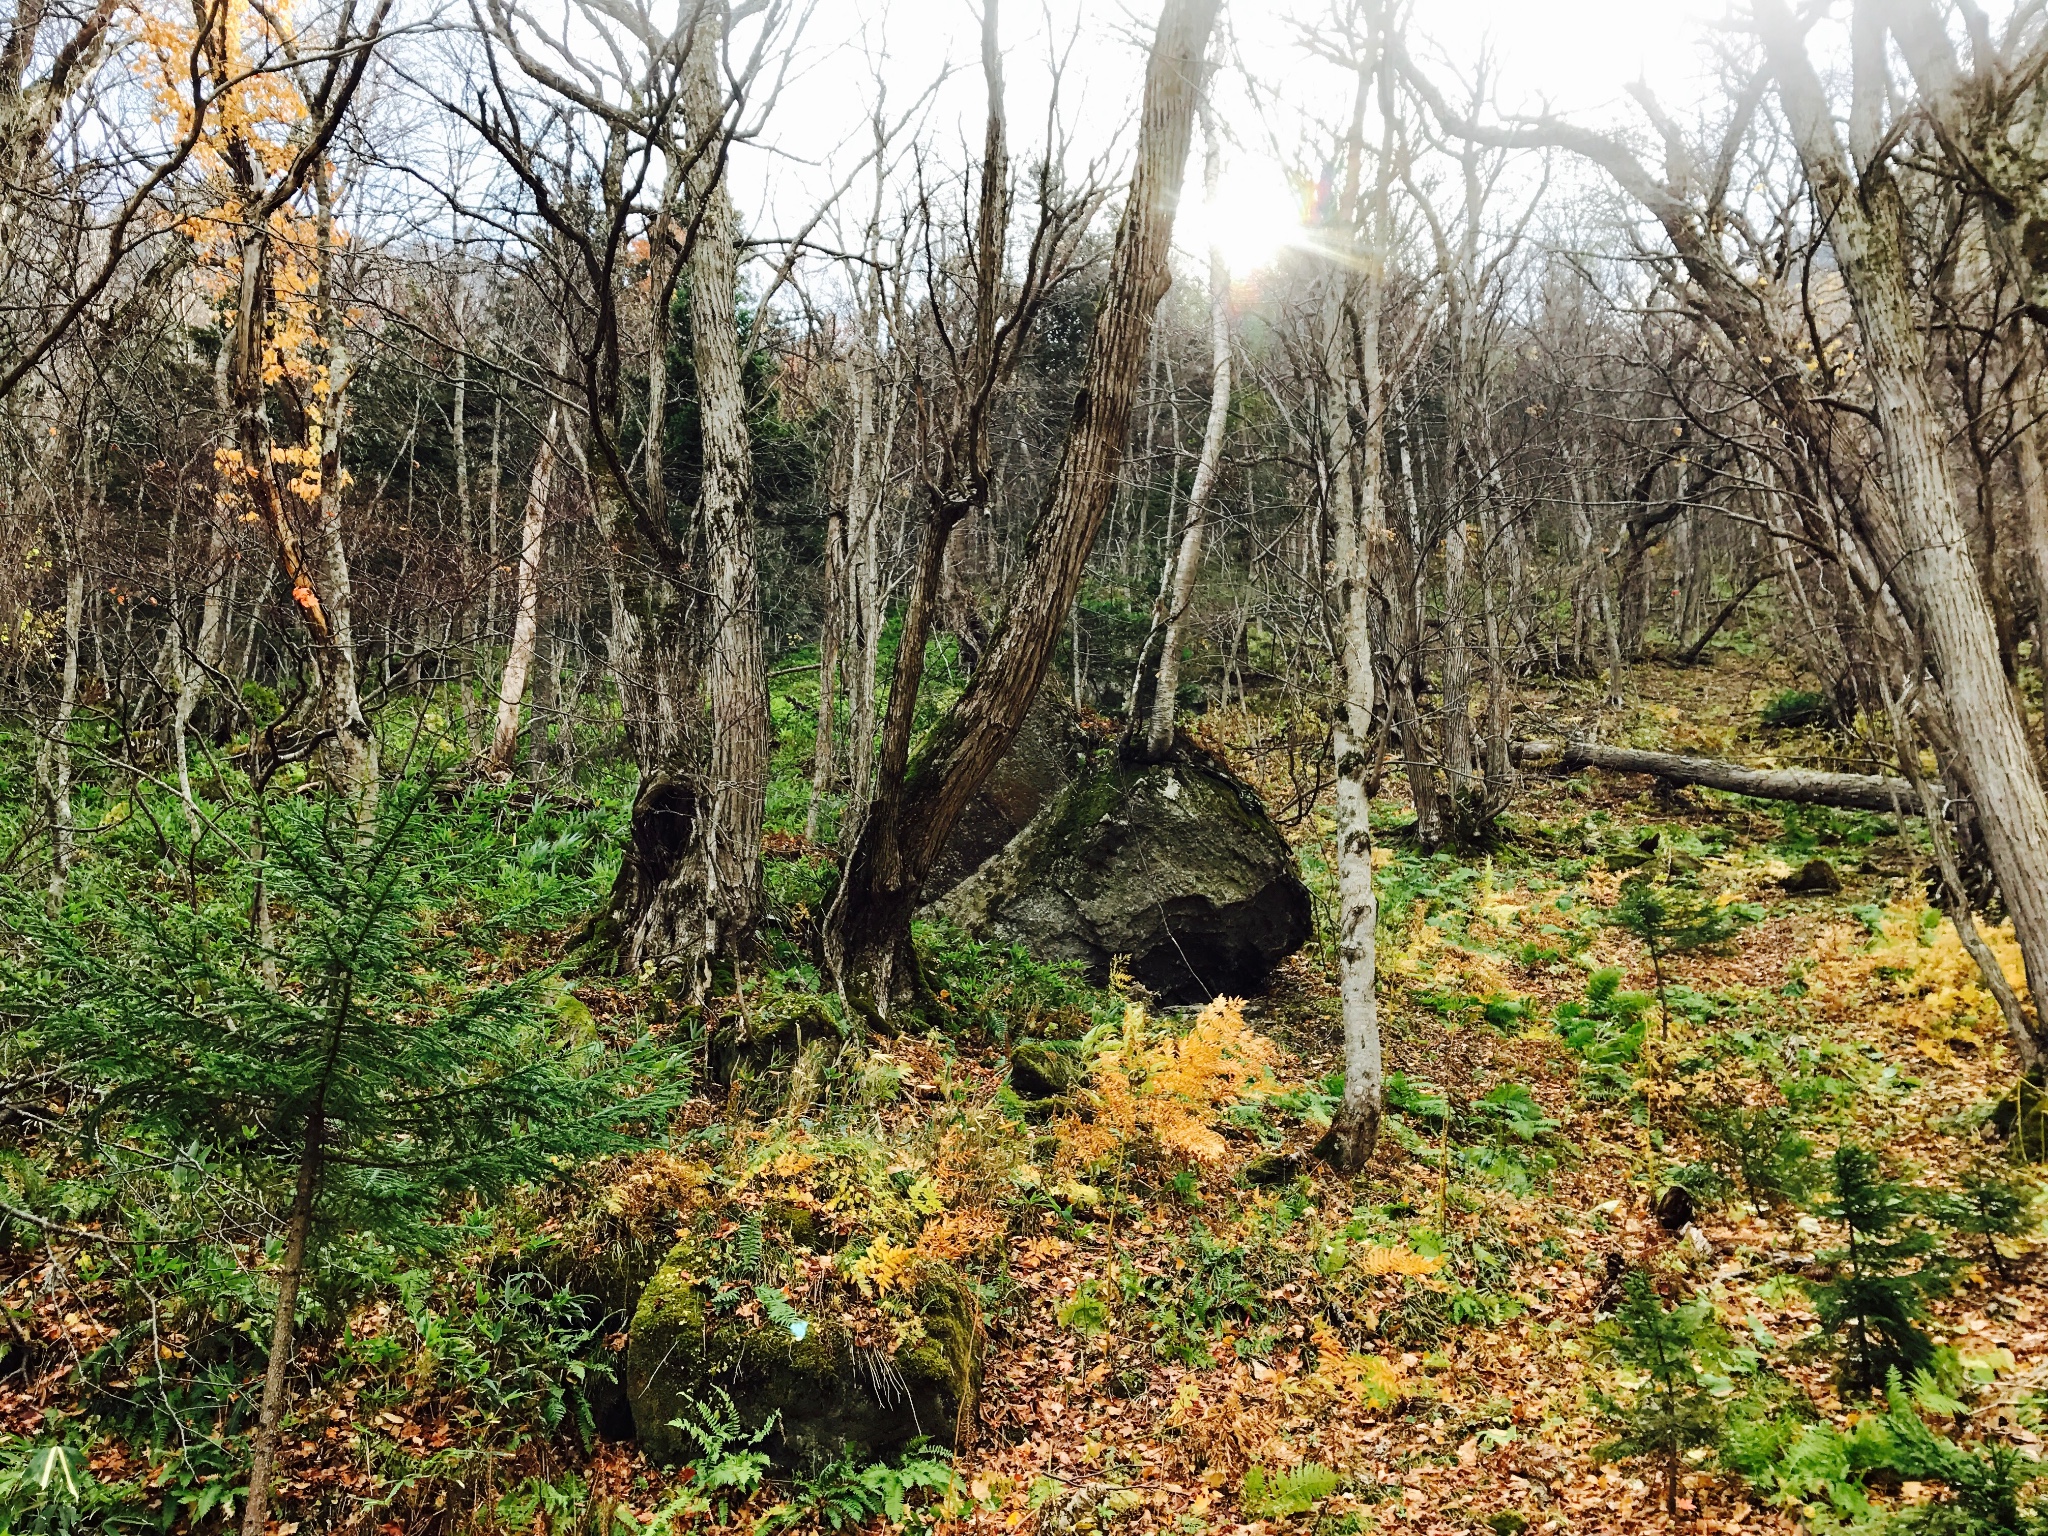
[486,395,561,775]
[1315,41,1390,1173]
[1146,113,1232,759]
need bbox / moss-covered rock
[707,984,843,1092]
[1993,1072,2048,1162]
[927,748,1312,1002]
[1011,1041,1083,1100]
[1242,1151,1304,1187]
[626,1239,981,1469]
[925,689,1095,899]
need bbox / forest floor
[913,656,2047,1536]
[6,652,2046,1536]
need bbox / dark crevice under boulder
[926,748,1312,1004]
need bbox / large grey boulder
[924,689,1094,898]
[927,751,1312,1003]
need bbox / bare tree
[821,0,1223,1015]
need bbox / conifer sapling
[1808,1144,1952,1396]
[2,788,691,1536]
[1591,1271,1737,1518]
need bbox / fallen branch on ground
[1513,739,1917,815]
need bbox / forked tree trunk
[820,0,1222,1016]
[1759,0,2048,1048]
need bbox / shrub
[1936,1166,2040,1278]
[1690,1101,1815,1213]
[1725,1379,2048,1533]
[1557,969,1653,1096]
[1762,689,1830,730]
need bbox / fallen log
[1512,739,1917,815]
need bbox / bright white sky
[730,0,1729,280]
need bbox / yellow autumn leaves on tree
[136,0,350,511]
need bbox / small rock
[1680,1224,1715,1261]
[1243,1151,1304,1187]
[1655,1183,1695,1232]
[1010,1041,1083,1100]
[1782,858,1841,895]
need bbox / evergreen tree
[1937,1165,2039,1280]
[1690,1100,1815,1213]
[1,786,691,1536]
[1608,875,1748,1039]
[1808,1144,1952,1396]
[1591,1271,1736,1518]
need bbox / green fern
[1242,1463,1338,1518]
[756,1442,958,1535]
[732,1215,764,1278]
[754,1284,808,1339]
[650,1390,776,1529]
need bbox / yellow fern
[917,1209,1004,1261]
[1354,1244,1441,1278]
[1054,997,1276,1173]
[848,1239,921,1298]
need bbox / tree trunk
[38,534,83,913]
[605,9,764,979]
[486,390,560,775]
[821,0,1221,1015]
[1393,408,1446,845]
[238,1109,320,1536]
[309,166,377,808]
[452,341,482,754]
[1143,113,1231,761]
[1314,36,1389,1177]
[1514,737,1917,813]
[1758,0,2048,1021]
[2014,389,2048,699]
[690,13,768,955]
[806,493,842,843]
[526,630,561,782]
